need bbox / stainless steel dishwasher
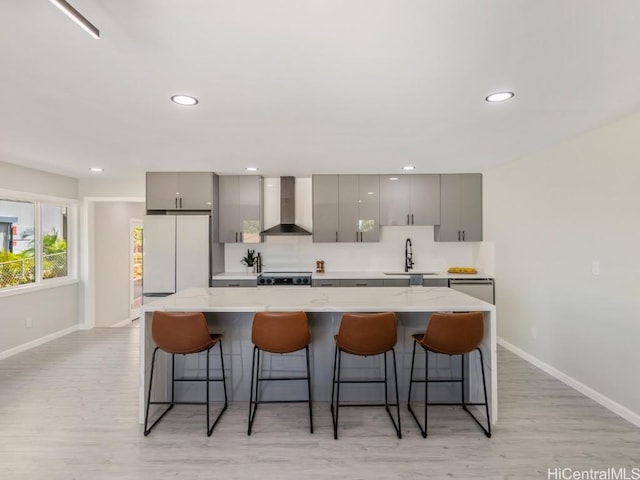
[448,278,495,304]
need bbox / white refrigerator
[142,215,210,302]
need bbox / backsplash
[224,225,494,274]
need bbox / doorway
[130,220,143,320]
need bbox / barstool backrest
[336,312,397,356]
[152,311,213,354]
[252,311,311,353]
[421,312,484,355]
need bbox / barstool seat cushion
[251,311,311,353]
[417,312,484,355]
[335,312,397,356]
[152,311,218,354]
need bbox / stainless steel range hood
[260,177,312,236]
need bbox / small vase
[247,266,255,274]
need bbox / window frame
[0,189,77,297]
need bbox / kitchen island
[139,286,497,427]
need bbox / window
[0,199,71,290]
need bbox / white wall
[225,226,490,273]
[0,161,79,356]
[0,160,77,199]
[484,111,640,423]
[78,175,145,198]
[94,202,145,327]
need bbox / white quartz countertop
[142,286,495,313]
[213,271,493,281]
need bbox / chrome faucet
[405,238,414,272]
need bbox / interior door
[129,220,143,319]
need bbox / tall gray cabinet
[312,175,380,242]
[435,174,482,242]
[219,175,263,243]
[379,174,440,225]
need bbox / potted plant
[241,249,257,273]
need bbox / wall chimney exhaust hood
[260,177,312,236]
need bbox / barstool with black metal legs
[144,311,228,436]
[331,312,401,440]
[407,312,491,438]
[248,311,313,435]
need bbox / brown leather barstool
[331,312,402,440]
[248,311,313,435]
[144,311,227,436]
[407,312,491,438]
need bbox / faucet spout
[405,238,414,272]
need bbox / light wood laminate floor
[0,325,638,479]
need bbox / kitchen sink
[383,272,439,275]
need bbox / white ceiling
[2,1,640,180]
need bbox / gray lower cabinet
[423,278,449,287]
[212,279,257,287]
[312,279,340,287]
[219,175,263,243]
[382,278,410,287]
[435,174,482,242]
[339,279,384,287]
[146,172,214,211]
[380,174,441,226]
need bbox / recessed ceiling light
[89,167,104,172]
[245,167,259,172]
[402,166,415,171]
[171,94,199,106]
[389,177,399,181]
[367,191,375,195]
[485,91,515,103]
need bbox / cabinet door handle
[356,232,359,242]
[407,214,410,225]
[335,232,338,242]
[458,230,461,241]
[235,232,238,242]
[462,230,465,241]
[179,197,183,208]
[355,283,367,286]
[175,197,178,209]
[240,231,243,242]
[411,214,414,224]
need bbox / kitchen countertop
[213,271,493,281]
[142,285,495,313]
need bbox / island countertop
[142,285,496,313]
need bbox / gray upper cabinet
[338,175,380,242]
[312,175,340,242]
[219,175,263,243]
[313,175,379,243]
[380,174,441,226]
[146,172,214,211]
[435,174,482,242]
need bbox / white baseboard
[497,337,640,429]
[111,317,135,328]
[0,325,79,361]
